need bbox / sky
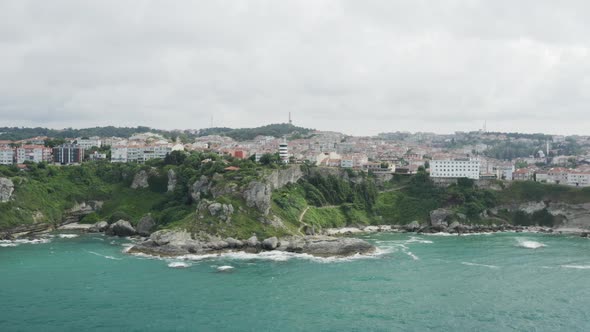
[1,1,590,136]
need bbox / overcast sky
[1,1,590,136]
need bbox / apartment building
[430,159,481,180]
[0,148,15,165]
[53,144,84,165]
[15,145,52,164]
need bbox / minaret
[289,112,293,125]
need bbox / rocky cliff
[491,201,590,230]
[243,166,304,215]
[0,177,14,203]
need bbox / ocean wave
[168,261,191,268]
[0,238,51,247]
[128,247,391,264]
[516,238,546,249]
[87,250,123,260]
[58,234,79,239]
[561,265,590,270]
[406,236,433,244]
[461,262,499,269]
[216,265,234,272]
[424,232,494,236]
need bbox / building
[279,141,289,164]
[15,145,52,164]
[493,165,515,181]
[430,159,480,180]
[0,148,15,165]
[567,171,590,187]
[53,144,84,165]
[513,168,533,181]
[75,137,102,149]
[110,144,172,163]
[340,159,354,168]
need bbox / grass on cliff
[499,181,590,204]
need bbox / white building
[567,172,590,187]
[15,145,51,164]
[0,148,14,165]
[75,137,102,149]
[111,145,172,163]
[430,159,481,180]
[279,141,289,163]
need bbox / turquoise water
[1,232,590,331]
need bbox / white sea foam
[561,265,590,270]
[406,236,433,244]
[516,238,546,249]
[87,250,123,260]
[461,262,499,269]
[217,265,234,271]
[0,238,51,247]
[168,261,191,268]
[58,234,79,239]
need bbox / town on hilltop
[0,124,588,187]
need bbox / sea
[1,232,589,331]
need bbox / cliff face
[0,178,14,203]
[243,166,304,215]
[492,201,590,230]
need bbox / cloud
[1,0,590,135]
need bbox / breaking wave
[58,234,79,239]
[87,250,123,260]
[516,238,546,249]
[561,265,590,270]
[0,238,51,247]
[168,261,191,268]
[461,262,499,269]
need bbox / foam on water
[0,238,51,247]
[461,262,499,269]
[217,265,234,271]
[516,238,546,249]
[561,265,590,270]
[58,234,79,239]
[87,250,123,260]
[168,262,191,268]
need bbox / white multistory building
[75,137,102,149]
[279,141,289,163]
[0,148,14,165]
[110,145,172,163]
[430,159,481,180]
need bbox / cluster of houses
[3,129,590,188]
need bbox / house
[567,171,590,187]
[513,168,533,181]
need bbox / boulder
[0,178,14,203]
[262,237,279,250]
[136,214,156,236]
[208,203,223,216]
[430,208,453,227]
[89,221,109,233]
[190,176,209,202]
[205,240,229,250]
[448,221,462,230]
[150,229,192,246]
[299,236,375,257]
[246,235,259,247]
[404,220,421,232]
[225,237,244,248]
[106,220,136,237]
[131,170,149,189]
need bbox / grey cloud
[1,0,590,135]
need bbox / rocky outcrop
[136,214,156,236]
[190,175,209,202]
[89,221,109,233]
[167,169,177,192]
[430,208,453,226]
[262,237,279,250]
[106,220,136,237]
[404,220,422,232]
[0,178,14,203]
[62,201,103,224]
[131,170,149,189]
[243,166,304,215]
[126,231,376,258]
